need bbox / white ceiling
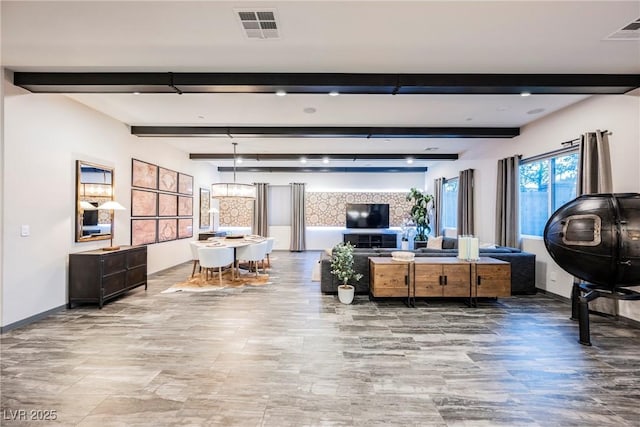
[2,1,639,168]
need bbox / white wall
[426,94,640,321]
[1,75,218,327]
[218,170,426,192]
[0,68,5,325]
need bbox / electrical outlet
[550,271,557,282]
[21,225,30,237]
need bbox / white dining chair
[189,241,201,277]
[198,246,235,285]
[236,240,269,277]
[264,237,275,269]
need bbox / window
[442,177,458,230]
[519,150,578,236]
[268,185,291,226]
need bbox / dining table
[194,235,266,277]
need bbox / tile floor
[1,251,639,426]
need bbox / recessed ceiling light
[133,91,140,95]
[300,157,307,164]
[237,157,243,164]
[424,147,438,151]
[406,158,414,164]
[520,91,531,97]
[275,90,287,97]
[303,107,317,114]
[197,115,205,119]
[527,108,546,115]
[465,117,473,121]
[322,157,329,164]
[328,91,339,97]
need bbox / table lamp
[97,200,126,251]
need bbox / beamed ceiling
[3,1,639,171]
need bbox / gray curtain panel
[495,156,521,248]
[252,183,269,236]
[433,177,445,237]
[457,169,475,236]
[577,131,614,315]
[290,182,306,251]
[578,130,613,195]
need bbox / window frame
[519,147,579,237]
[442,176,459,231]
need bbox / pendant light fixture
[211,142,256,199]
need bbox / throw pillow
[426,236,443,249]
[480,242,497,249]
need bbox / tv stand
[343,231,397,249]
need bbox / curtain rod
[560,129,611,146]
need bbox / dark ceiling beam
[13,72,640,94]
[217,167,429,173]
[190,153,458,161]
[132,126,519,139]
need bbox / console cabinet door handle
[443,275,447,286]
[478,275,482,286]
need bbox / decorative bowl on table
[391,251,415,262]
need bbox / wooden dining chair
[197,246,235,285]
[236,240,268,277]
[189,242,201,277]
[264,237,275,269]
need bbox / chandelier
[211,142,256,199]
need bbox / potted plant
[330,241,363,304]
[406,188,433,248]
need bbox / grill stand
[571,280,640,346]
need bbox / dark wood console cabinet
[68,246,147,308]
[343,232,397,249]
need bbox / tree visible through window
[520,152,578,236]
[442,178,458,230]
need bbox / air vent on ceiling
[236,9,279,39]
[605,17,640,40]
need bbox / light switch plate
[21,225,30,237]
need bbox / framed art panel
[158,193,178,217]
[199,188,211,228]
[131,159,158,189]
[158,167,178,193]
[158,218,178,242]
[131,189,158,217]
[131,219,157,246]
[178,173,193,195]
[178,218,193,239]
[178,196,193,216]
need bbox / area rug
[162,270,271,293]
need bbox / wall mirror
[76,160,115,242]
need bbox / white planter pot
[401,241,409,250]
[338,284,355,304]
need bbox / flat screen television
[82,203,99,226]
[346,203,390,229]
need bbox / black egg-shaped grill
[543,193,640,289]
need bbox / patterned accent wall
[219,199,253,227]
[305,192,412,227]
